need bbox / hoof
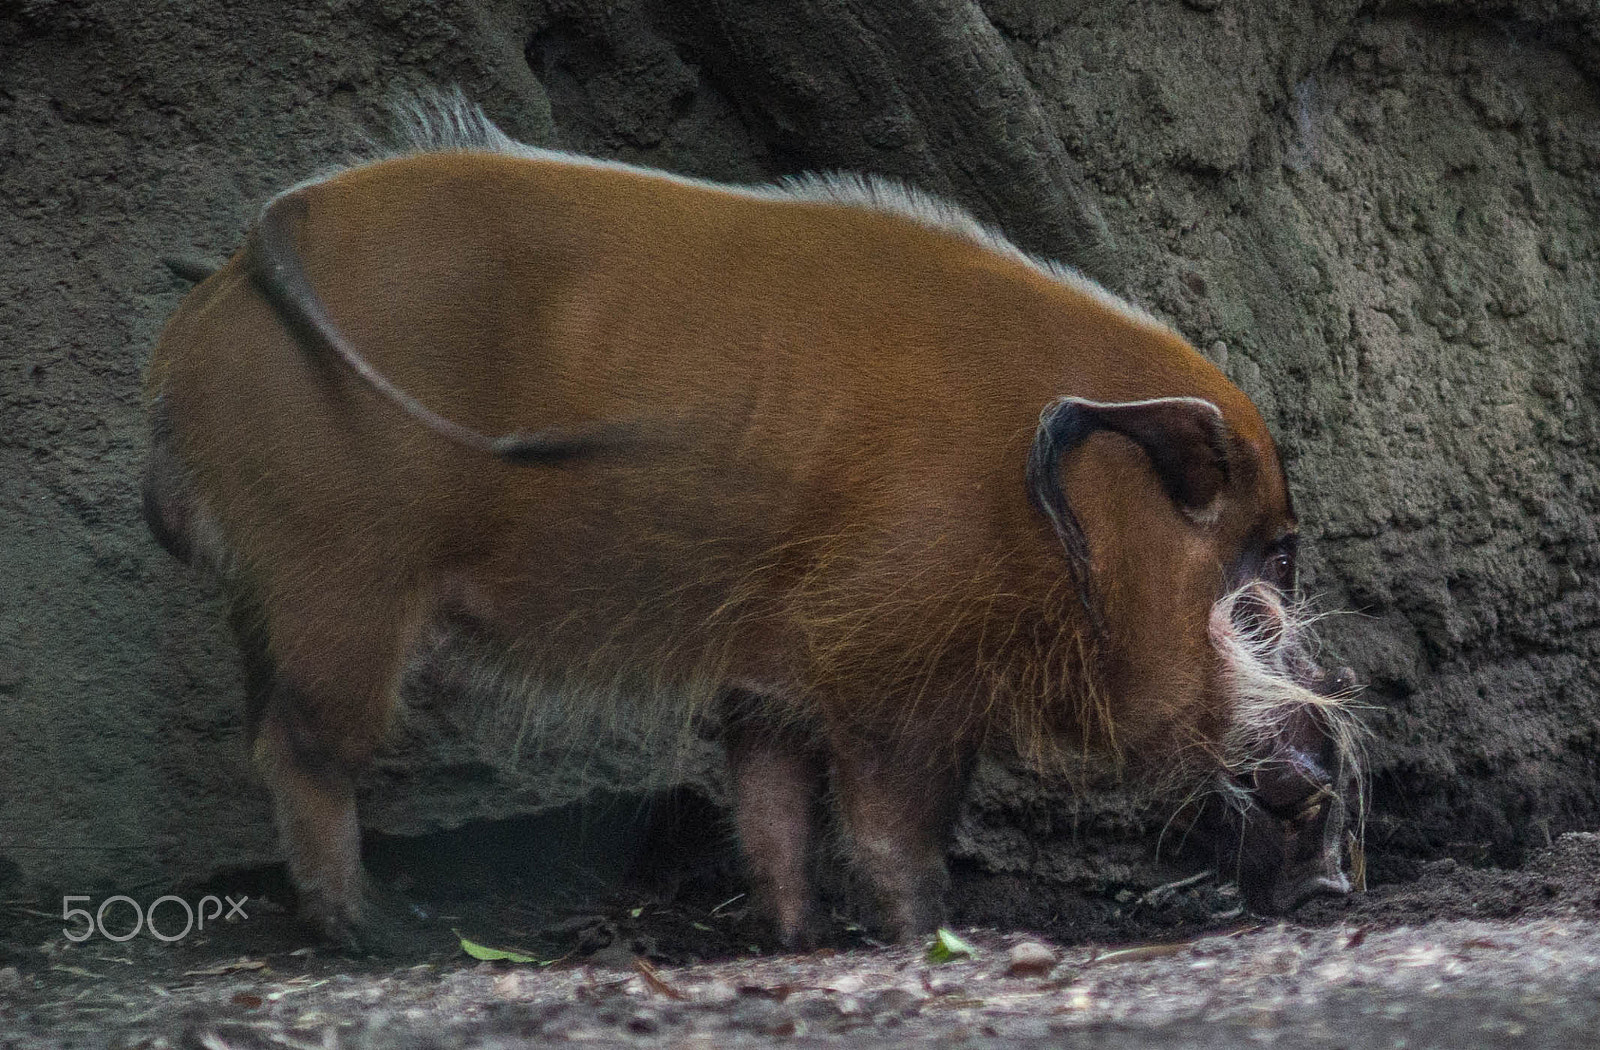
[300,882,435,958]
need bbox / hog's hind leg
[240,570,427,949]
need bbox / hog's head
[1026,387,1365,915]
[1207,584,1364,913]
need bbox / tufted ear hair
[1027,396,1233,617]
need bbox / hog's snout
[1233,779,1352,915]
[1230,664,1360,915]
[1250,745,1333,817]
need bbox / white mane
[320,87,1169,336]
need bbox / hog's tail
[245,191,640,466]
[141,396,196,564]
[141,394,235,575]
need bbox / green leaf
[926,927,978,964]
[456,930,542,964]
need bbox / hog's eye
[1263,537,1298,590]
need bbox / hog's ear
[1028,395,1232,525]
[1024,393,1235,573]
[1027,394,1232,631]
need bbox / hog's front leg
[829,736,976,942]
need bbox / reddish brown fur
[145,147,1306,947]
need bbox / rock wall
[4,0,1600,902]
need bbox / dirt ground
[6,833,1600,1049]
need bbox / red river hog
[142,93,1364,949]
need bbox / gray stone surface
[4,0,1600,903]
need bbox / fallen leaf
[1090,942,1190,966]
[633,957,686,1000]
[927,928,978,964]
[456,930,543,965]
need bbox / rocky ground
[6,833,1600,1049]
